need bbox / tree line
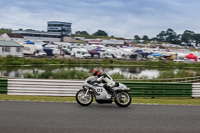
[74,28,200,47]
[0,28,11,34]
[133,28,200,47]
[74,30,108,37]
[1,27,200,47]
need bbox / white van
[105,48,125,59]
[99,51,113,58]
[71,48,91,58]
[22,44,46,56]
[174,53,188,62]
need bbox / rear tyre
[114,91,131,107]
[76,90,93,106]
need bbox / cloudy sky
[0,0,200,38]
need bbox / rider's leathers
[97,73,115,88]
[83,76,97,89]
[84,73,115,89]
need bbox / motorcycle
[76,82,132,107]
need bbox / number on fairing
[97,89,103,92]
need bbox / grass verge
[0,94,76,102]
[1,94,200,105]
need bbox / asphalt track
[0,101,200,133]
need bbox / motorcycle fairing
[113,83,130,91]
[93,86,112,100]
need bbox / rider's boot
[104,84,116,99]
[109,89,116,100]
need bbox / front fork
[84,89,89,98]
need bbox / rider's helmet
[93,69,101,76]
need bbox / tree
[193,34,200,47]
[75,31,89,36]
[175,34,182,45]
[81,31,89,36]
[181,30,195,46]
[92,30,108,36]
[156,28,181,44]
[142,35,149,40]
[0,28,12,34]
[156,31,166,42]
[75,31,81,35]
[134,35,141,40]
[25,29,35,31]
[165,28,177,44]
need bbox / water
[0,65,161,79]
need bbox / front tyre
[76,90,93,106]
[114,91,132,107]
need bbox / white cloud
[0,0,200,38]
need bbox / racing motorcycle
[76,81,132,107]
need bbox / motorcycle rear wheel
[76,90,93,106]
[114,91,132,107]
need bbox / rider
[84,68,116,95]
[93,68,116,95]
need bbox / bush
[157,70,195,79]
[24,70,91,79]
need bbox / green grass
[0,94,76,102]
[2,56,200,68]
[1,94,200,105]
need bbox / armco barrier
[7,79,83,96]
[121,82,193,97]
[0,78,199,97]
[0,79,7,94]
[192,83,200,97]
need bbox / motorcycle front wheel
[114,91,132,107]
[76,90,93,106]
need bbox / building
[47,21,72,37]
[0,40,23,57]
[12,21,72,42]
[86,39,125,46]
[63,36,76,42]
[12,30,61,42]
[1,33,24,42]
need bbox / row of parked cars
[20,41,200,62]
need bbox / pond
[0,64,183,79]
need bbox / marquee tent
[88,50,100,58]
[25,40,34,44]
[134,50,149,58]
[150,53,162,57]
[185,53,197,62]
